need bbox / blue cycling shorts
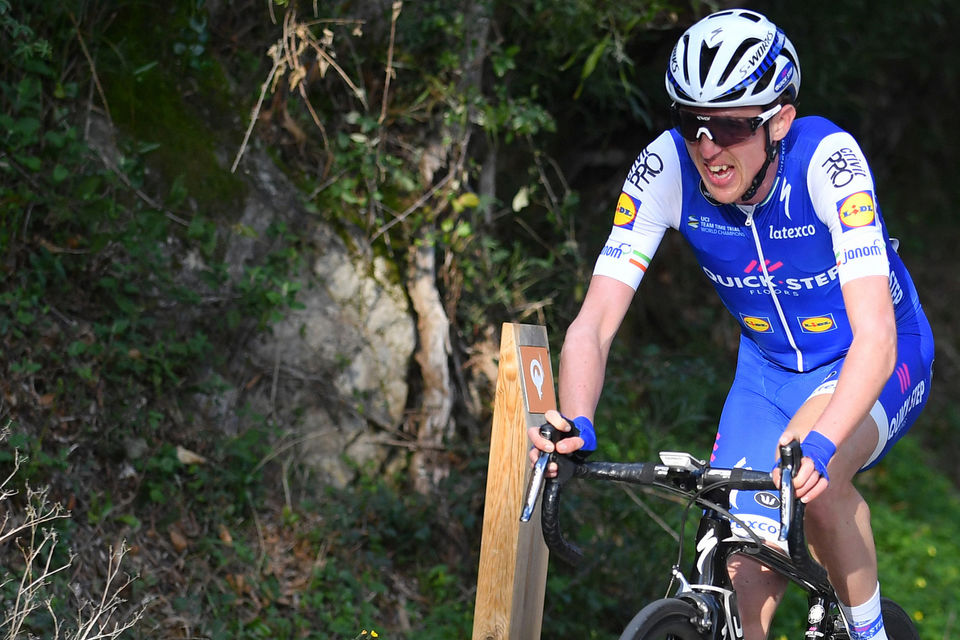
[710,311,935,545]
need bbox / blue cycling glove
[801,431,837,481]
[569,416,597,452]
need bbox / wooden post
[472,323,557,640]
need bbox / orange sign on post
[518,346,557,415]
[473,324,556,640]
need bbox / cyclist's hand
[527,409,585,478]
[772,431,831,503]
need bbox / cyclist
[529,9,934,640]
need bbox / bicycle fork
[671,514,746,640]
[805,594,851,640]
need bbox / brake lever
[778,440,802,541]
[520,449,550,522]
[520,421,581,522]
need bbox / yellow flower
[913,611,924,622]
[914,577,927,588]
[372,633,379,638]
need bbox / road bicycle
[521,423,920,640]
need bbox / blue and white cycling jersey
[593,116,935,542]
[594,116,925,373]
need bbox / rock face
[225,152,417,487]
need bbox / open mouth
[706,163,734,184]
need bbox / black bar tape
[540,479,583,566]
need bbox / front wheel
[880,597,919,640]
[619,598,708,640]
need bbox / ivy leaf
[451,192,479,213]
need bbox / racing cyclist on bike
[529,9,935,640]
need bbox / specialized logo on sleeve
[614,192,640,229]
[798,314,836,333]
[837,191,876,231]
[740,314,773,333]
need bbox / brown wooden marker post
[472,323,557,640]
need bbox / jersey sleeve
[807,131,890,286]
[592,131,684,290]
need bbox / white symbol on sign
[529,357,545,399]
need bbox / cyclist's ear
[770,103,796,142]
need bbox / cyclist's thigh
[861,326,935,470]
[712,341,792,543]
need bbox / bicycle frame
[678,501,841,640]
[532,439,851,640]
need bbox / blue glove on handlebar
[566,415,597,452]
[801,431,836,481]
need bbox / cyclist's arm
[788,132,897,500]
[787,274,896,501]
[528,275,635,463]
[529,132,680,463]
[559,275,637,420]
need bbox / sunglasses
[672,103,782,147]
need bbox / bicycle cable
[665,479,769,596]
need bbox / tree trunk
[408,239,454,493]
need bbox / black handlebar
[524,437,829,589]
[537,457,774,567]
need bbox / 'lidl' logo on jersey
[614,192,641,229]
[741,314,773,333]
[837,191,876,231]
[798,314,837,333]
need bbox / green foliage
[765,0,960,240]
[496,0,681,134]
[2,1,960,639]
[180,469,476,639]
[0,0,304,447]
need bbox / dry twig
[231,10,366,172]
[0,427,146,639]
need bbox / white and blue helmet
[666,9,800,108]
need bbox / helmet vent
[682,34,692,85]
[698,42,721,88]
[713,87,746,103]
[672,86,694,102]
[753,63,777,95]
[719,38,761,85]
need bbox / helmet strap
[738,125,780,203]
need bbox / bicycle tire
[881,597,919,640]
[619,598,708,640]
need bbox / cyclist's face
[682,104,793,204]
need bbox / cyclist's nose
[697,133,724,158]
